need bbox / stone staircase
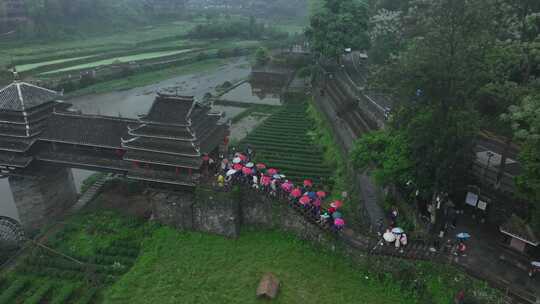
[69,174,110,213]
[368,239,439,261]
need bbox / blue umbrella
[332,211,343,219]
[308,191,317,199]
[391,227,404,234]
[456,232,471,239]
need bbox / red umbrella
[242,167,252,175]
[330,200,343,209]
[233,163,243,171]
[303,179,313,187]
[299,196,311,205]
[267,168,278,175]
[291,188,302,198]
[238,153,248,161]
[256,163,266,169]
[316,191,326,198]
[261,175,271,186]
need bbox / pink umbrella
[256,163,266,169]
[291,188,302,198]
[233,163,243,171]
[242,167,252,175]
[316,191,326,198]
[330,200,343,209]
[313,198,322,207]
[299,196,311,205]
[281,182,292,192]
[267,168,278,175]
[303,179,313,187]
[261,175,271,186]
[334,218,345,227]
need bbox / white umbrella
[232,157,241,164]
[531,261,540,267]
[245,162,254,168]
[456,232,471,239]
[391,227,404,234]
[226,169,237,176]
[383,231,396,242]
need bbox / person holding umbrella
[312,197,322,216]
[290,188,302,202]
[245,144,254,161]
[320,211,331,226]
[252,174,259,189]
[455,241,467,256]
[529,261,540,278]
[299,195,311,209]
[217,174,225,188]
[400,233,408,247]
[383,229,396,244]
[334,218,345,231]
[270,178,278,197]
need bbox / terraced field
[0,211,146,304]
[239,103,333,186]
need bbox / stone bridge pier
[8,165,77,233]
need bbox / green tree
[255,47,270,65]
[351,130,413,186]
[505,93,540,232]
[306,0,370,61]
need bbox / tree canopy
[306,0,370,61]
[349,0,540,230]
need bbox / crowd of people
[208,146,346,231]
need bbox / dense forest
[308,0,540,233]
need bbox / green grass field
[0,21,201,67]
[103,228,410,304]
[16,55,95,72]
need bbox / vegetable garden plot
[239,103,334,186]
[0,211,146,303]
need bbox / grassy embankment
[306,101,362,229]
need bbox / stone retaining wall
[149,186,336,246]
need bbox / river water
[0,57,252,221]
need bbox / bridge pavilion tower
[122,93,228,187]
[0,80,77,233]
